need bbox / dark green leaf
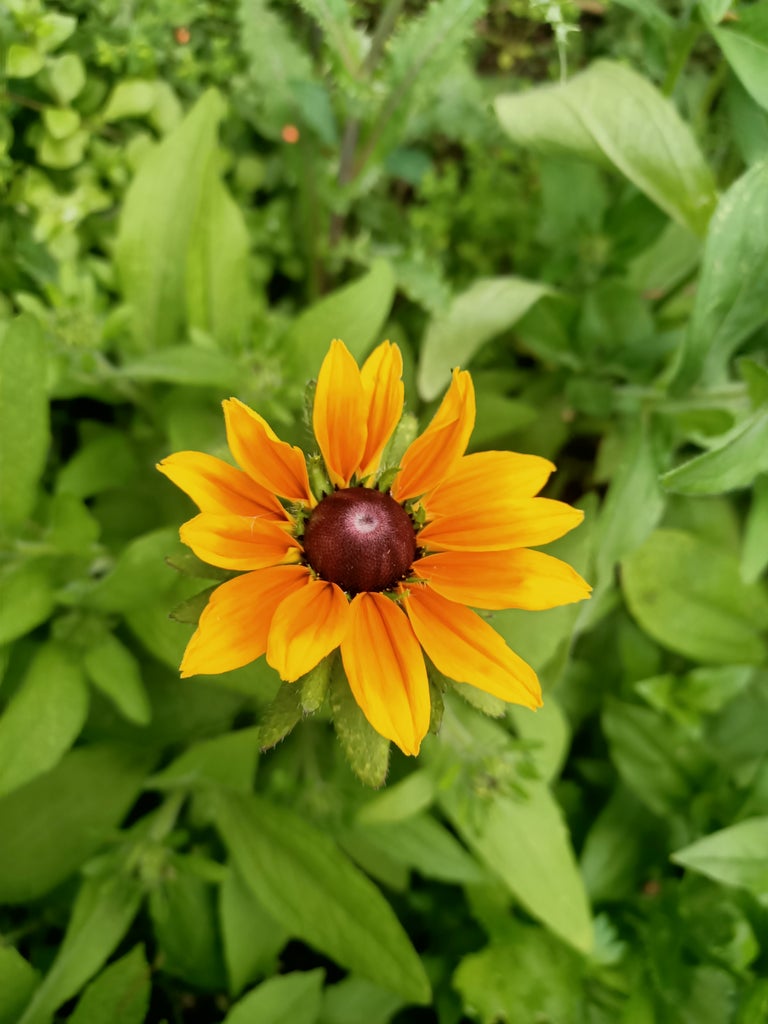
[0,948,39,1024]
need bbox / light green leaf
[223,970,324,1024]
[38,126,88,168]
[211,790,431,1003]
[6,44,45,78]
[356,771,436,825]
[495,59,717,236]
[672,817,768,896]
[321,976,405,1024]
[18,873,143,1024]
[675,162,768,388]
[46,53,86,104]
[115,89,225,352]
[742,476,768,583]
[418,277,551,400]
[0,314,49,531]
[295,0,361,74]
[700,0,732,24]
[84,634,151,725]
[661,408,768,494]
[285,261,395,377]
[57,431,138,499]
[0,642,89,798]
[36,12,77,52]
[0,948,39,1024]
[120,345,243,386]
[101,79,157,121]
[0,562,54,645]
[508,694,570,783]
[0,743,153,903]
[713,6,768,112]
[67,946,150,1024]
[621,529,768,664]
[42,106,80,139]
[148,727,259,792]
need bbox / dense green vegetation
[2,0,768,1020]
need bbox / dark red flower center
[302,487,417,594]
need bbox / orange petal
[340,592,430,756]
[359,341,404,478]
[392,369,475,501]
[425,451,556,517]
[404,584,541,707]
[418,497,584,552]
[267,579,350,681]
[223,398,312,503]
[414,548,592,609]
[157,451,287,519]
[181,565,310,677]
[313,339,367,487]
[180,512,301,570]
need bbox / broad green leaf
[222,970,324,1024]
[67,946,150,1024]
[453,924,584,1024]
[661,408,768,494]
[18,873,143,1024]
[672,817,768,896]
[81,527,182,612]
[508,694,570,783]
[56,431,138,498]
[330,664,390,788]
[321,976,405,1024]
[495,60,717,236]
[37,126,88,168]
[0,561,54,645]
[6,44,44,78]
[621,529,768,664]
[219,867,288,996]
[119,345,242,386]
[186,171,251,352]
[84,634,151,725]
[148,727,259,792]
[0,314,49,531]
[713,6,768,112]
[675,163,768,388]
[580,786,660,902]
[115,89,225,352]
[0,948,39,1024]
[149,864,226,990]
[46,53,86,103]
[700,0,732,23]
[356,771,436,825]
[0,642,89,798]
[285,261,395,377]
[42,106,80,139]
[0,743,153,903]
[742,476,768,583]
[101,79,157,121]
[417,277,551,400]
[211,790,431,1003]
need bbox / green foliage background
[2,0,768,1020]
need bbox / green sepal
[380,412,418,472]
[259,682,302,751]
[330,661,390,788]
[300,653,334,714]
[169,585,217,624]
[307,453,332,502]
[165,552,232,581]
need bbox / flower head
[158,339,591,755]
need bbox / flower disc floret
[303,487,417,594]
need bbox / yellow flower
[158,340,591,755]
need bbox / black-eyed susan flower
[158,340,590,755]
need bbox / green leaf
[0,561,54,645]
[700,0,732,23]
[713,5,768,112]
[211,790,431,1003]
[46,53,86,104]
[356,771,436,825]
[0,743,153,903]
[0,642,89,798]
[42,106,80,139]
[84,634,151,725]
[321,976,405,1024]
[453,924,584,1024]
[672,817,768,897]
[675,162,768,388]
[0,948,39,1024]
[57,431,138,498]
[115,89,225,352]
[742,475,768,583]
[120,345,243,386]
[67,946,150,1024]
[6,44,44,78]
[580,786,660,902]
[661,408,768,494]
[351,814,487,885]
[330,664,390,788]
[621,529,768,664]
[285,261,395,378]
[222,970,324,1024]
[495,59,717,236]
[0,314,49,531]
[417,277,551,400]
[258,680,303,750]
[219,867,288,996]
[18,873,143,1024]
[101,79,157,121]
[148,727,259,792]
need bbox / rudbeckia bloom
[158,340,590,755]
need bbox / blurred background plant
[2,0,768,1021]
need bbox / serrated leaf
[211,790,431,1003]
[259,680,303,750]
[621,529,768,664]
[0,314,49,531]
[418,277,551,400]
[495,60,717,236]
[0,642,89,798]
[330,664,390,788]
